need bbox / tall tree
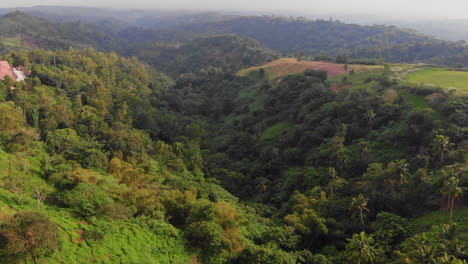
[441,172,465,223]
[431,135,454,163]
[349,194,369,226]
[0,212,60,264]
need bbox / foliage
[0,212,60,264]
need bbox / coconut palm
[327,167,338,195]
[349,194,369,226]
[441,175,465,223]
[431,135,454,163]
[344,232,380,264]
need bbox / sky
[3,0,468,19]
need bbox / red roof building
[0,61,26,81]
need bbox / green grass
[399,91,444,120]
[405,68,468,92]
[0,36,22,47]
[0,148,193,264]
[260,122,292,144]
[409,209,468,240]
[0,189,192,264]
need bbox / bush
[64,183,112,217]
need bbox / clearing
[237,58,381,80]
[405,68,468,93]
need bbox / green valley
[0,7,466,264]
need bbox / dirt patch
[331,81,353,92]
[383,89,398,102]
[77,229,85,243]
[21,34,40,50]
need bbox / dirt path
[398,68,422,80]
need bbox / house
[0,61,27,82]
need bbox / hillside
[121,16,468,66]
[131,34,279,75]
[237,58,382,80]
[0,8,466,264]
[0,11,127,53]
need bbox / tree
[259,68,265,79]
[365,109,376,131]
[327,167,338,196]
[399,233,443,264]
[371,212,409,253]
[31,183,52,212]
[326,167,346,196]
[344,232,381,264]
[392,160,410,184]
[431,135,454,163]
[336,53,348,64]
[0,212,60,264]
[349,194,369,226]
[441,172,465,223]
[64,183,113,217]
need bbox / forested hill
[2,10,468,67]
[0,11,126,54]
[121,16,468,66]
[130,34,279,75]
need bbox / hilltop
[237,58,382,80]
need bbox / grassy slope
[237,58,382,81]
[0,149,192,264]
[410,208,468,240]
[0,35,22,47]
[405,68,468,92]
[399,91,444,121]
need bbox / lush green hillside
[169,61,467,262]
[0,49,300,264]
[0,11,127,54]
[0,10,466,264]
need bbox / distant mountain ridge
[0,11,127,53]
[121,16,468,65]
[1,9,468,67]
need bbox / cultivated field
[405,68,468,92]
[237,58,381,80]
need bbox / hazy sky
[4,0,468,19]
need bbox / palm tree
[441,174,465,223]
[327,167,338,196]
[394,160,410,184]
[431,135,453,163]
[350,194,369,226]
[366,109,376,131]
[344,232,380,264]
[405,233,442,264]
